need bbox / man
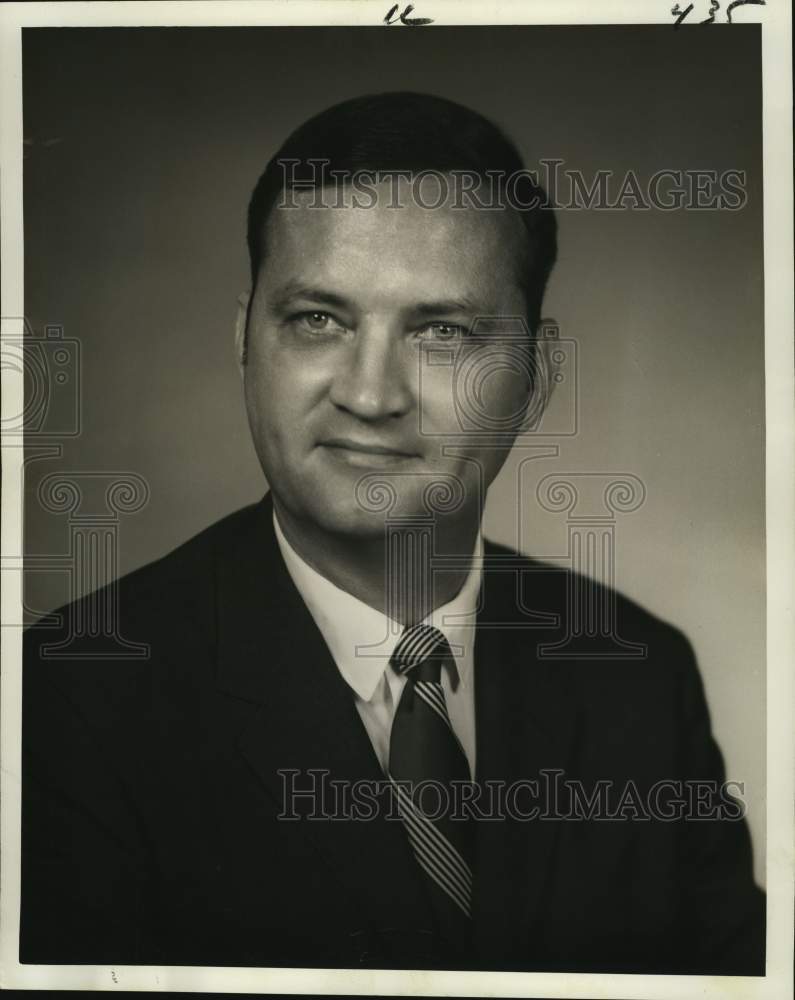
[21,92,764,973]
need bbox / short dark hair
[247,91,557,332]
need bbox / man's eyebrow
[265,284,352,312]
[265,285,485,317]
[408,297,482,318]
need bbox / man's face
[241,180,532,537]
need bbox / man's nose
[329,327,413,421]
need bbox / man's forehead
[260,181,527,302]
[272,180,522,237]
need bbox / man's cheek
[416,370,458,436]
[481,371,528,424]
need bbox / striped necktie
[388,624,474,937]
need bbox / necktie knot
[391,624,450,681]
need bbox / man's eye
[293,311,346,334]
[417,322,467,342]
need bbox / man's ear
[535,330,558,410]
[525,321,559,425]
[234,290,251,376]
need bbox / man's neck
[272,496,480,627]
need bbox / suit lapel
[214,495,435,941]
[472,556,576,965]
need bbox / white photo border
[1,2,792,997]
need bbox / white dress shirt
[273,512,482,779]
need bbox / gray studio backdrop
[23,26,765,884]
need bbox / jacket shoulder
[22,501,267,713]
[27,501,261,638]
[481,536,698,677]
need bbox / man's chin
[276,458,474,538]
[307,497,410,538]
[301,484,445,539]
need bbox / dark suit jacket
[21,493,765,973]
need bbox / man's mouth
[319,437,419,467]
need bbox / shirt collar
[273,511,482,702]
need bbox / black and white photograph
[1,1,792,997]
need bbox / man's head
[237,92,557,539]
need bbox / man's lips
[319,437,419,461]
[320,438,419,472]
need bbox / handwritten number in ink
[671,0,764,25]
[384,4,434,25]
[725,0,765,23]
